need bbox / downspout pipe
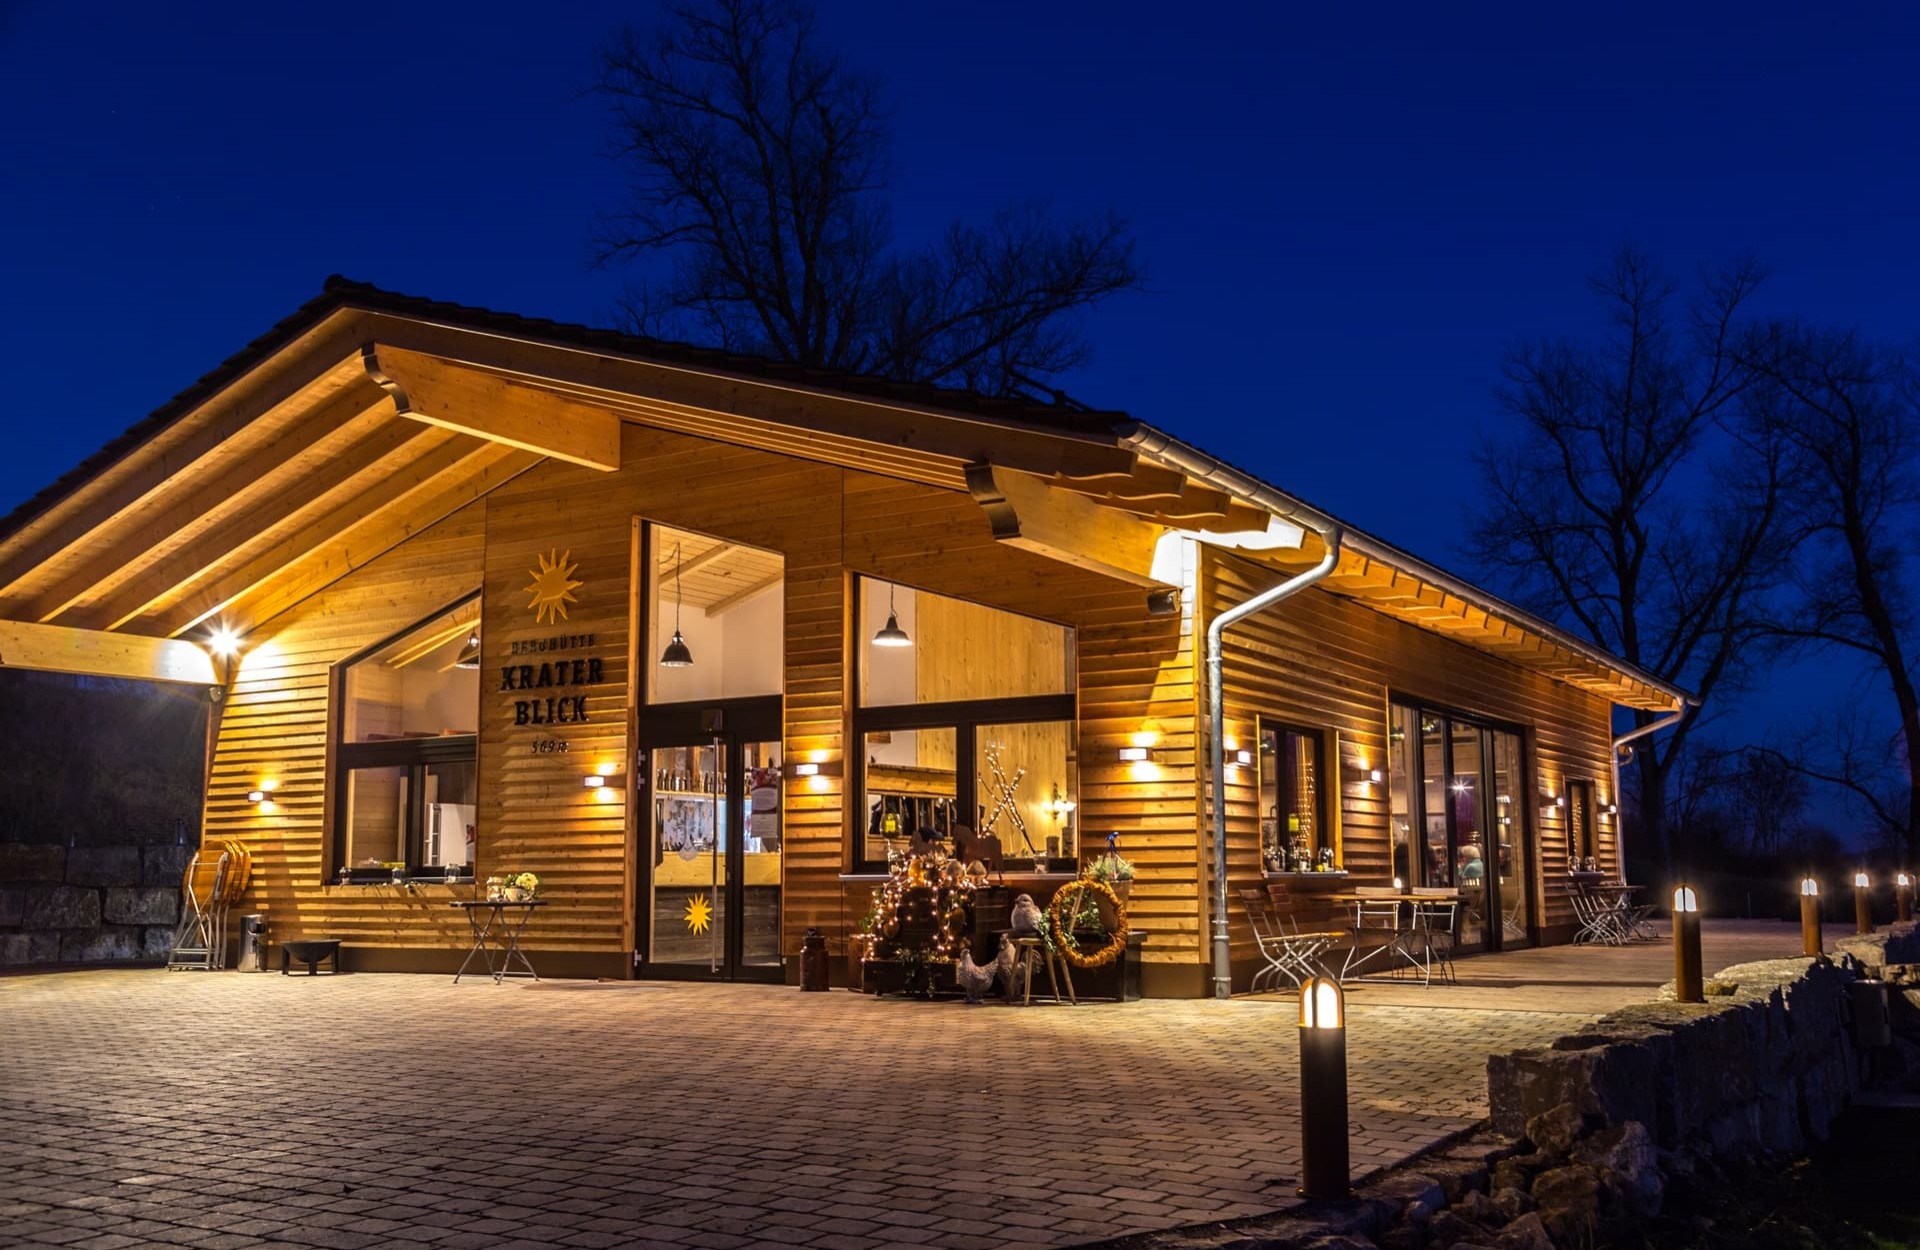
[1206,526,1343,1000]
[1608,701,1693,877]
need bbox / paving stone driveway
[0,970,1594,1250]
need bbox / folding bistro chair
[1266,880,1346,979]
[1405,890,1460,987]
[1238,888,1333,990]
[1569,880,1626,945]
[167,848,230,970]
[1340,887,1409,982]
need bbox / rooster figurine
[954,933,1019,1004]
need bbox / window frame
[1257,718,1331,869]
[849,575,1078,874]
[328,593,481,881]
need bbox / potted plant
[1087,850,1135,930]
[501,871,540,902]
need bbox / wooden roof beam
[15,391,399,627]
[0,619,215,685]
[0,353,378,597]
[365,344,621,472]
[663,542,734,583]
[1045,462,1192,501]
[69,418,447,633]
[139,437,533,639]
[217,442,540,633]
[966,465,1174,590]
[705,569,783,615]
[365,316,1142,481]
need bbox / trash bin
[236,914,268,972]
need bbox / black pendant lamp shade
[873,583,911,648]
[659,541,695,668]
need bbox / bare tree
[1725,746,1809,856]
[593,0,1141,396]
[1742,324,1920,861]
[1468,247,1786,873]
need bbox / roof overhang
[0,280,1687,712]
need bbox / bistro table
[1328,889,1463,986]
[451,899,544,984]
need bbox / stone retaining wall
[0,842,194,965]
[1487,950,1876,1159]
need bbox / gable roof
[0,278,1689,712]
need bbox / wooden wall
[203,414,1620,994]
[1206,548,1620,980]
[203,499,496,960]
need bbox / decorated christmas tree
[856,844,978,995]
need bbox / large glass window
[859,580,1072,706]
[1388,699,1533,951]
[854,579,1075,873]
[648,525,784,704]
[1259,722,1327,872]
[333,597,480,880]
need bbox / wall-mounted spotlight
[1146,588,1181,617]
[208,626,243,658]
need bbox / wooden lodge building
[0,279,1686,996]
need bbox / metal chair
[167,848,230,970]
[1340,887,1409,982]
[1239,887,1333,991]
[1405,891,1460,986]
[1570,880,1627,945]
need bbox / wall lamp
[583,771,627,790]
[247,780,278,805]
[1118,746,1152,763]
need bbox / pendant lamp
[660,542,694,667]
[872,582,912,648]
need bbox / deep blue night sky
[3,2,1917,829]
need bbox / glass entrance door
[1390,702,1533,953]
[639,699,783,981]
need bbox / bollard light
[1297,976,1351,1201]
[1855,871,1874,935]
[1800,876,1823,956]
[1899,872,1914,924]
[1672,885,1703,1003]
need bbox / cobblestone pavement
[4,965,1604,1250]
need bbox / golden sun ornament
[524,548,583,624]
[683,894,714,935]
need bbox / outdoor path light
[1672,885,1702,1003]
[1800,877,1822,957]
[1855,872,1873,935]
[1297,976,1350,1201]
[1899,873,1914,925]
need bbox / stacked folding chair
[166,840,253,970]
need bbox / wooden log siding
[224,410,1666,986]
[1206,549,1620,974]
[201,500,491,955]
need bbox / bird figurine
[955,936,1018,1004]
[1009,893,1043,935]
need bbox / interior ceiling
[654,529,783,614]
[0,308,1676,711]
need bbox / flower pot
[505,886,531,902]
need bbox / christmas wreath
[1047,878,1129,969]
